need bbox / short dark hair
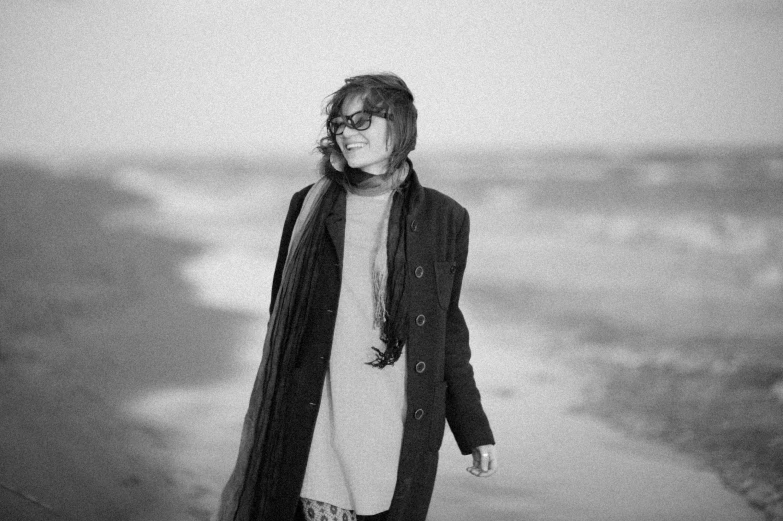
[318,72,417,175]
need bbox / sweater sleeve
[443,208,496,455]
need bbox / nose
[341,124,359,138]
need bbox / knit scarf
[216,160,412,520]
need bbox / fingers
[484,451,498,477]
[466,445,497,477]
[467,452,481,477]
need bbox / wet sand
[0,157,767,520]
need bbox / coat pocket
[428,381,449,451]
[434,260,456,310]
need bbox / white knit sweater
[300,190,408,515]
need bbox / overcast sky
[1,0,781,157]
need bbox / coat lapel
[405,166,425,231]
[325,187,346,266]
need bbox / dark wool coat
[252,170,493,520]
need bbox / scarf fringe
[372,269,388,329]
[371,190,395,330]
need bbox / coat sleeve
[443,208,496,455]
[268,186,311,316]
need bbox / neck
[346,162,408,196]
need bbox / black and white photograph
[1,1,782,520]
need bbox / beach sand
[0,156,769,520]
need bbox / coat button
[414,266,424,278]
[450,263,456,274]
[416,314,426,326]
[415,361,426,373]
[414,408,424,420]
[410,220,418,232]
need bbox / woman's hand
[467,444,497,477]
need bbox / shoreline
[573,355,783,520]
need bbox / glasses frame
[328,110,389,136]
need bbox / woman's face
[335,95,392,176]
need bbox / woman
[217,73,497,521]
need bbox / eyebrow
[335,110,367,119]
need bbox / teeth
[346,143,365,150]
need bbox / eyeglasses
[328,110,389,136]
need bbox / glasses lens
[351,112,373,131]
[329,111,376,135]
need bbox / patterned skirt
[300,498,356,521]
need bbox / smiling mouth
[345,143,366,151]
